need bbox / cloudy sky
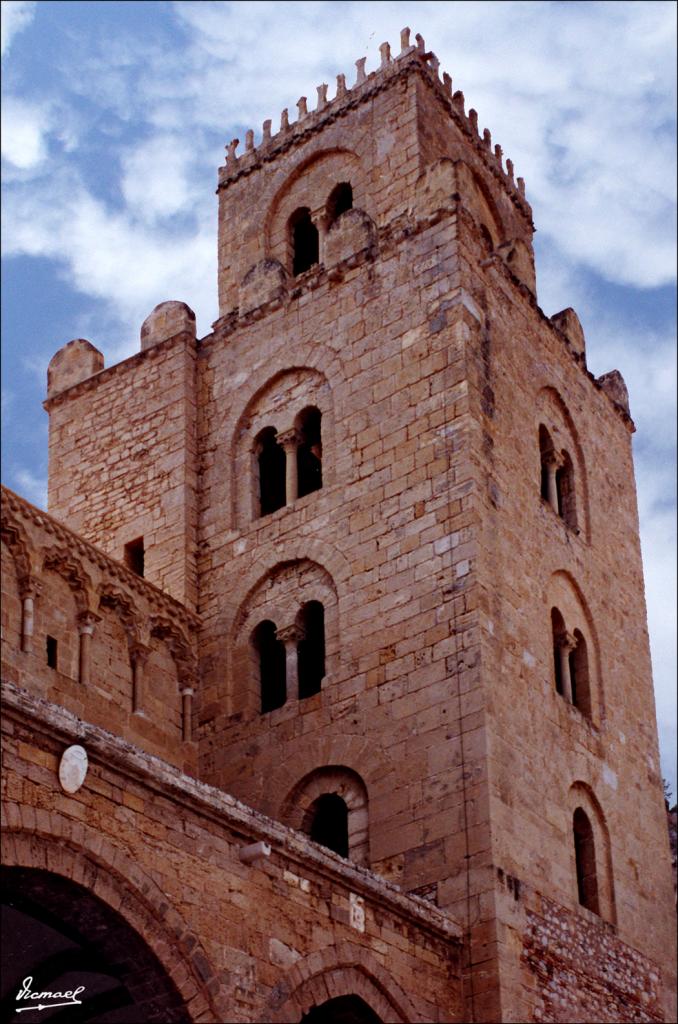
[1,0,676,793]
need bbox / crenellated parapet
[1,485,198,768]
[218,28,530,217]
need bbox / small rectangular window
[124,537,145,577]
[46,636,58,669]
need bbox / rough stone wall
[1,487,198,773]
[2,683,463,1024]
[44,332,198,609]
[521,894,663,1023]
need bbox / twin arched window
[255,407,322,517]
[551,608,591,718]
[253,600,326,713]
[288,182,354,276]
[539,425,577,529]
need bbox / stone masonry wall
[1,486,198,774]
[45,332,198,610]
[454,205,676,1020]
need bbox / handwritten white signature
[15,976,85,1013]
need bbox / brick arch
[260,733,385,828]
[281,765,369,866]
[42,545,94,613]
[1,512,33,581]
[98,583,140,644]
[2,819,226,1021]
[149,614,196,685]
[545,569,604,724]
[567,781,616,925]
[263,943,416,1023]
[536,385,590,542]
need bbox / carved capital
[77,610,101,636]
[556,630,577,654]
[277,428,301,452]
[276,624,305,646]
[18,575,42,600]
[542,447,564,470]
[129,641,151,668]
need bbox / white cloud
[1,0,35,57]
[120,135,195,222]
[1,96,48,168]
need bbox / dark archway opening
[297,601,325,700]
[296,406,323,499]
[570,629,591,718]
[573,807,600,915]
[254,619,287,713]
[539,424,552,502]
[551,607,566,696]
[1,866,189,1023]
[301,994,383,1024]
[326,182,353,229]
[290,208,319,276]
[308,793,349,858]
[257,427,286,517]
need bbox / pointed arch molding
[263,942,416,1023]
[1,513,33,582]
[1,819,226,1022]
[42,545,94,613]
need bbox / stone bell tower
[41,26,675,1023]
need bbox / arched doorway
[1,866,189,1022]
[301,994,382,1023]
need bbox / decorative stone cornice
[1,486,200,632]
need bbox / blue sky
[2,0,676,794]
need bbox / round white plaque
[58,745,88,794]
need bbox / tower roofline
[217,27,532,220]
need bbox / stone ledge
[1,680,463,946]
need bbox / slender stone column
[180,686,194,741]
[77,611,100,686]
[276,624,305,702]
[277,428,301,505]
[129,642,150,714]
[18,576,41,654]
[544,448,564,514]
[557,631,577,704]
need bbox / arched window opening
[551,608,566,696]
[326,182,353,228]
[570,629,591,718]
[308,793,349,857]
[573,807,600,914]
[297,601,325,699]
[302,995,383,1024]
[290,207,319,276]
[296,406,323,498]
[256,427,286,517]
[557,450,578,529]
[539,425,554,503]
[253,620,286,713]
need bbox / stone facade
[2,27,675,1024]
